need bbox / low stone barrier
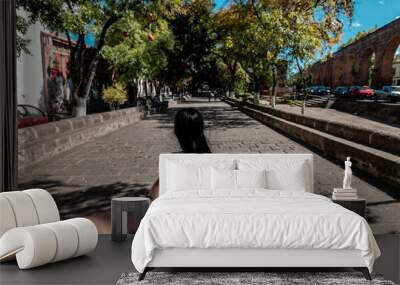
[18,107,145,169]
[332,99,400,125]
[225,98,400,156]
[224,98,400,187]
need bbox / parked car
[334,86,349,97]
[382,86,400,102]
[306,86,324,95]
[314,86,331,96]
[348,86,374,99]
[373,89,387,101]
[17,105,49,128]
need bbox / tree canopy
[17,0,355,113]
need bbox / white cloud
[378,0,384,5]
[396,16,400,19]
[351,22,362,28]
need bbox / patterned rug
[116,271,395,285]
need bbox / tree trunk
[144,80,149,97]
[271,66,277,108]
[253,77,260,104]
[127,84,138,103]
[73,97,87,117]
[295,57,307,115]
[70,16,120,118]
[154,80,162,96]
[228,62,237,98]
[228,78,235,97]
[253,91,260,104]
[155,82,163,101]
[72,58,98,117]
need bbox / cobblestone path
[19,98,399,234]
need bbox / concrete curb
[224,98,400,188]
[18,107,146,169]
[225,98,400,156]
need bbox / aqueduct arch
[308,18,400,88]
[358,48,376,86]
[379,36,400,84]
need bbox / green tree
[16,0,65,57]
[142,18,175,95]
[101,12,175,100]
[63,1,150,116]
[17,0,162,117]
[213,5,247,96]
[245,0,355,111]
[165,0,217,93]
[103,83,128,109]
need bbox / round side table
[111,197,150,242]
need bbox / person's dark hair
[174,108,211,153]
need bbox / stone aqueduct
[309,18,400,88]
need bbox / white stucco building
[17,11,47,109]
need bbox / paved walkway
[19,98,399,234]
[274,104,400,134]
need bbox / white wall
[17,12,46,110]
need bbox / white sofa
[0,189,98,269]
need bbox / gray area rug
[116,272,395,285]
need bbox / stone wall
[224,98,400,187]
[331,100,400,125]
[230,99,400,156]
[18,107,145,169]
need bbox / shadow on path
[148,100,259,131]
[19,179,149,219]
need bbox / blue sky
[214,0,400,53]
[335,0,400,52]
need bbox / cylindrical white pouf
[1,192,39,227]
[23,189,60,224]
[0,196,17,237]
[0,226,57,269]
[65,218,98,257]
[42,221,79,262]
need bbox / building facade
[17,11,72,112]
[16,12,46,109]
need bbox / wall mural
[40,32,72,114]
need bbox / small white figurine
[343,157,352,189]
